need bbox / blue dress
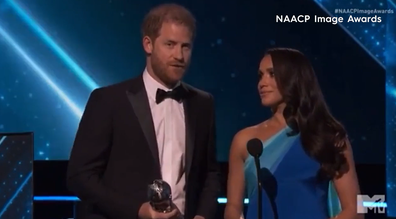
[244,127,341,219]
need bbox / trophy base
[150,200,173,213]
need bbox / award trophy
[147,179,173,213]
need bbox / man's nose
[173,47,184,61]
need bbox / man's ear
[143,36,153,54]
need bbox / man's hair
[141,3,196,41]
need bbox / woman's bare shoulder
[231,121,268,156]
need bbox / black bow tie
[156,86,186,104]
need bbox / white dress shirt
[142,69,186,214]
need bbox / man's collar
[142,68,181,101]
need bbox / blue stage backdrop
[0,132,33,219]
[386,6,396,216]
[0,0,393,167]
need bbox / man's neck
[145,66,178,89]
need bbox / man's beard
[151,52,187,86]
[151,53,169,82]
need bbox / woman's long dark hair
[266,48,348,180]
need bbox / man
[66,3,220,219]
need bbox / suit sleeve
[196,94,221,219]
[66,89,146,219]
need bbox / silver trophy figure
[148,179,173,213]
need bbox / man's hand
[138,202,179,219]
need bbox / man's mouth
[170,64,185,68]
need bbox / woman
[224,48,362,219]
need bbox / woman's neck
[270,103,287,126]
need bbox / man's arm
[67,88,146,219]
[195,94,221,219]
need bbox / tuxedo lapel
[126,76,160,170]
[182,83,196,180]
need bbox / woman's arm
[331,139,364,219]
[224,131,248,219]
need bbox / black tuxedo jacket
[66,76,221,219]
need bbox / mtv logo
[357,194,386,214]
